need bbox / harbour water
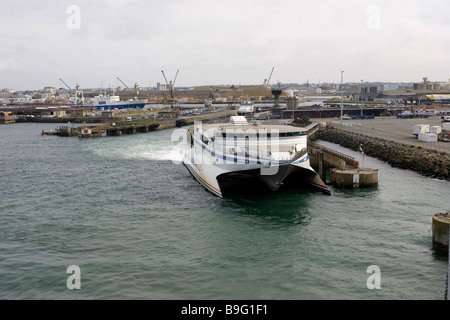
[1,122,449,300]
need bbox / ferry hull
[217,164,330,196]
[183,161,224,198]
[182,148,330,198]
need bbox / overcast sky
[1,0,449,90]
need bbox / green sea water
[1,122,449,300]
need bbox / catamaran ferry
[182,116,330,197]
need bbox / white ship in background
[90,94,147,109]
[61,80,148,109]
[182,116,330,197]
[237,101,255,115]
[90,79,148,109]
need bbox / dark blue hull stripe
[195,141,298,166]
[94,103,147,109]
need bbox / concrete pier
[78,126,103,137]
[307,133,380,187]
[330,168,379,188]
[101,123,160,137]
[307,139,379,188]
[58,126,78,137]
[0,115,18,124]
[432,212,450,252]
[308,140,358,170]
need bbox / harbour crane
[161,69,179,101]
[60,79,84,104]
[133,83,139,95]
[263,67,274,87]
[117,77,131,91]
[117,77,140,96]
[60,78,73,93]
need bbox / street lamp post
[340,71,344,123]
[360,79,364,117]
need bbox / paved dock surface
[316,117,450,154]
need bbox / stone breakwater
[315,127,450,181]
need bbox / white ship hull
[182,117,330,197]
[89,94,147,109]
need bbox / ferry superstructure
[182,116,330,197]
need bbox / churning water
[1,122,449,300]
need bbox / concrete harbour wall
[316,127,450,181]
